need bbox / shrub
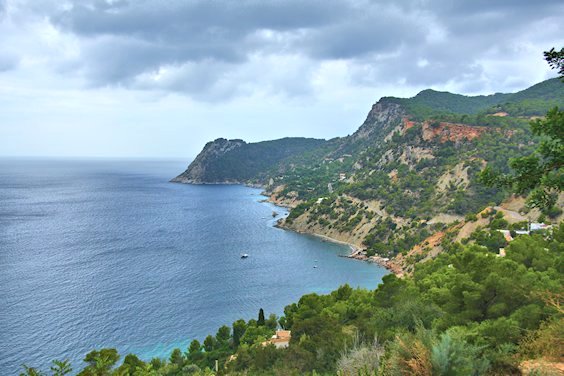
[544,205,562,219]
[490,218,509,230]
[337,334,383,376]
[465,213,478,222]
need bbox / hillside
[171,137,326,184]
[173,78,563,268]
[382,77,564,119]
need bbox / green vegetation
[276,112,535,257]
[22,226,563,375]
[481,105,563,211]
[267,72,563,258]
[383,78,564,120]
[382,89,511,118]
[480,48,564,212]
[173,137,327,183]
[545,47,564,77]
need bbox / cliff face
[171,138,245,183]
[351,101,405,142]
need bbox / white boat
[241,254,249,259]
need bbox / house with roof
[262,330,291,349]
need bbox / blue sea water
[0,159,388,374]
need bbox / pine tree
[258,308,265,326]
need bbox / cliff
[172,138,246,183]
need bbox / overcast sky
[0,0,562,159]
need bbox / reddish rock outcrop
[422,121,491,143]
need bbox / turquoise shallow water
[0,159,388,374]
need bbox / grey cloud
[133,59,241,101]
[48,0,354,89]
[12,0,564,99]
[303,8,428,59]
[344,0,564,92]
[74,34,247,85]
[52,0,349,39]
[430,0,564,15]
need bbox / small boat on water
[241,253,249,259]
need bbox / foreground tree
[50,360,72,376]
[77,348,119,376]
[545,47,564,78]
[19,366,44,376]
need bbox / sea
[0,159,388,374]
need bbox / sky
[0,0,563,159]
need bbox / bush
[537,213,547,223]
[544,205,562,219]
[465,213,478,222]
[337,334,383,376]
[490,217,509,230]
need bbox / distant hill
[382,90,510,117]
[171,137,327,184]
[382,77,564,119]
[491,77,564,115]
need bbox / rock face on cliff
[171,137,327,184]
[351,102,405,142]
[171,138,245,183]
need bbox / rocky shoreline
[344,249,404,277]
[170,178,265,189]
[273,216,404,277]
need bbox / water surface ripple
[0,159,388,374]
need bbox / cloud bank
[3,0,563,101]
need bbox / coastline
[271,213,401,276]
[273,220,358,252]
[172,179,402,277]
[169,178,265,189]
[254,188,404,277]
